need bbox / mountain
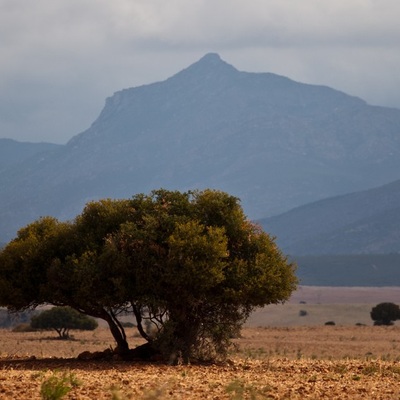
[294,254,400,286]
[0,139,61,171]
[1,53,400,243]
[261,178,400,254]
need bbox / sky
[1,0,400,144]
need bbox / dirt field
[1,286,399,399]
[247,285,400,327]
[0,324,399,399]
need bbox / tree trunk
[62,327,70,339]
[165,309,200,363]
[67,304,130,357]
[132,304,152,342]
[101,310,130,355]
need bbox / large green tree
[0,189,297,361]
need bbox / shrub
[370,302,400,326]
[31,307,98,339]
[40,372,80,400]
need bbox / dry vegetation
[1,287,400,399]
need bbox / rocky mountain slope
[1,53,400,243]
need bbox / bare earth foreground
[0,286,399,399]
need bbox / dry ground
[0,326,399,399]
[1,286,399,399]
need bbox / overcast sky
[1,0,400,144]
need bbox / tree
[0,189,297,361]
[0,204,134,354]
[30,306,98,339]
[370,302,400,326]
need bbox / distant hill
[261,178,400,255]
[0,139,61,171]
[293,254,400,286]
[1,53,400,242]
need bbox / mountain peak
[3,53,400,247]
[198,52,223,64]
[169,53,237,82]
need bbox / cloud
[97,0,400,48]
[1,0,400,143]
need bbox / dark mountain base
[293,254,400,286]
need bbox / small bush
[31,307,98,339]
[299,310,308,317]
[325,321,336,326]
[40,372,79,400]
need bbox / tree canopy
[370,302,400,326]
[0,189,297,361]
[30,306,98,339]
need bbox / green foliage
[0,217,70,310]
[0,189,297,361]
[225,379,269,400]
[370,302,400,326]
[31,307,98,339]
[40,371,80,400]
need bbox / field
[0,286,399,399]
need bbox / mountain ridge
[261,178,400,254]
[0,53,400,245]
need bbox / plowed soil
[1,287,400,399]
[1,324,399,399]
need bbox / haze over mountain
[1,53,400,244]
[261,178,400,255]
[0,139,61,172]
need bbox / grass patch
[40,371,80,400]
